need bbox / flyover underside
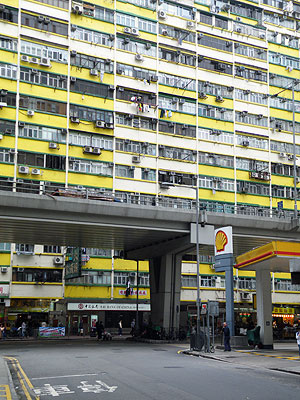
[0,192,300,254]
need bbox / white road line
[31,373,98,380]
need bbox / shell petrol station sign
[214,226,233,256]
[214,226,233,272]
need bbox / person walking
[130,319,136,336]
[223,322,231,352]
[118,319,123,336]
[296,328,300,357]
[96,320,104,340]
[21,321,27,338]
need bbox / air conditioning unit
[0,101,7,108]
[27,110,35,116]
[242,140,249,147]
[158,10,167,19]
[187,21,195,28]
[90,69,98,76]
[70,50,77,57]
[17,268,24,272]
[54,256,64,265]
[95,120,105,128]
[144,168,150,172]
[40,57,51,67]
[70,117,80,123]
[222,3,231,11]
[18,166,29,174]
[72,2,83,14]
[30,57,39,64]
[70,76,77,83]
[199,92,207,99]
[92,147,101,155]
[241,292,251,301]
[124,27,132,34]
[150,75,158,82]
[132,156,141,163]
[49,142,58,149]
[31,168,40,175]
[162,29,168,36]
[241,185,248,193]
[5,129,12,134]
[259,33,266,39]
[9,149,16,154]
[279,152,286,158]
[131,28,140,36]
[21,55,29,62]
[215,95,224,103]
[179,98,185,104]
[236,27,242,33]
[116,68,123,75]
[288,154,295,161]
[1,267,7,273]
[44,17,50,24]
[83,146,93,154]
[135,54,144,62]
[104,122,114,129]
[129,272,136,277]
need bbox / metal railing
[0,177,296,220]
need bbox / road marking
[5,357,40,400]
[236,351,300,361]
[0,385,11,400]
[78,380,117,394]
[31,374,98,381]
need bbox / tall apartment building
[0,0,300,334]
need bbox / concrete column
[256,269,273,349]
[225,266,235,337]
[149,253,182,335]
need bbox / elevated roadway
[0,192,299,257]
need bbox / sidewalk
[181,342,300,375]
[0,357,17,399]
[0,334,132,342]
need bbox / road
[0,340,299,400]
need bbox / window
[0,148,15,163]
[161,1,194,19]
[201,276,216,287]
[159,47,196,66]
[21,40,68,63]
[138,273,149,286]
[116,37,156,58]
[34,0,69,9]
[71,27,111,46]
[70,105,113,123]
[198,34,232,52]
[238,277,256,290]
[181,275,197,287]
[235,43,267,60]
[69,159,112,175]
[235,89,268,105]
[198,104,233,121]
[0,36,17,51]
[235,112,268,127]
[159,24,195,43]
[117,88,156,106]
[93,5,114,23]
[116,12,157,33]
[158,121,196,138]
[198,127,234,144]
[21,13,68,36]
[69,132,113,150]
[198,152,234,168]
[116,113,156,131]
[71,53,113,73]
[159,171,196,186]
[115,165,135,178]
[198,81,234,99]
[19,96,67,115]
[0,6,18,23]
[0,243,10,251]
[236,158,268,171]
[235,65,267,82]
[269,52,299,70]
[159,96,196,114]
[114,272,129,285]
[0,63,17,80]
[15,244,35,254]
[141,168,156,181]
[43,245,61,253]
[117,63,155,81]
[198,57,233,75]
[71,79,113,98]
[159,146,196,162]
[115,139,156,155]
[12,268,63,283]
[19,124,66,143]
[82,271,111,285]
[233,23,265,38]
[159,73,195,91]
[86,248,112,257]
[20,68,67,89]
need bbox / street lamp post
[272,79,299,219]
[195,179,201,336]
[292,83,298,219]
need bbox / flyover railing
[0,177,295,220]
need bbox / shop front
[0,283,10,326]
[272,306,299,339]
[66,302,151,336]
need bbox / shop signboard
[0,284,9,297]
[38,327,65,337]
[67,303,151,311]
[65,247,82,279]
[273,307,295,314]
[119,289,148,296]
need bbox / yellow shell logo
[215,230,228,252]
